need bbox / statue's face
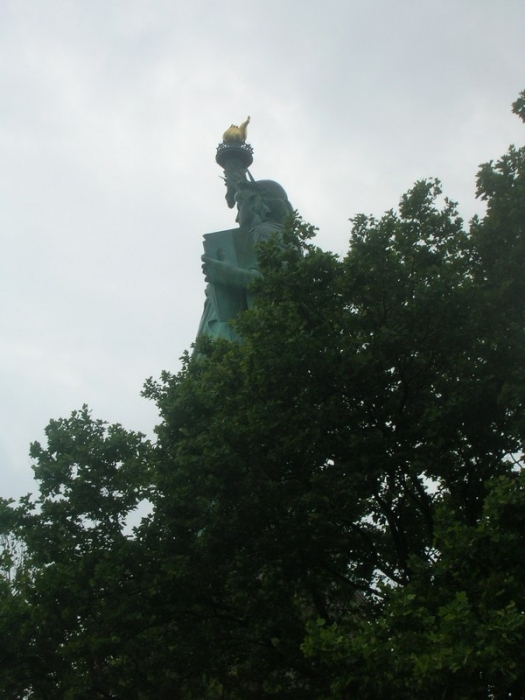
[235,191,257,227]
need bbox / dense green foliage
[1,93,524,699]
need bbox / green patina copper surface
[197,120,293,341]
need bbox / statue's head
[235,179,293,228]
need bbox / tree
[1,93,524,699]
[300,91,525,699]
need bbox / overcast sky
[1,0,524,499]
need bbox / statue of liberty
[197,118,293,341]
